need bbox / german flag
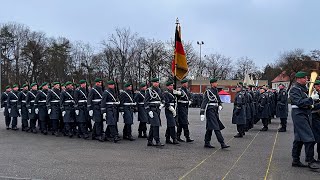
[172,24,188,80]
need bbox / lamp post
[197,41,204,93]
[0,37,4,94]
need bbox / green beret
[295,71,307,78]
[278,83,285,87]
[5,85,11,90]
[61,83,65,87]
[30,83,37,87]
[238,82,243,85]
[52,82,60,85]
[314,80,320,85]
[124,82,132,88]
[41,82,48,87]
[139,82,146,87]
[12,84,18,88]
[151,77,159,82]
[22,84,28,88]
[210,78,217,83]
[107,80,115,85]
[79,79,86,84]
[166,81,173,86]
[181,79,188,84]
[94,78,102,82]
[65,81,73,86]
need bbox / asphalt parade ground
[0,104,319,180]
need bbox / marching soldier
[311,80,320,162]
[177,79,194,142]
[120,82,136,141]
[163,81,179,145]
[289,71,320,169]
[101,80,121,143]
[35,82,50,135]
[257,87,269,131]
[88,78,104,142]
[26,83,38,133]
[60,81,76,138]
[200,78,230,149]
[244,87,253,131]
[46,82,61,136]
[134,82,148,138]
[144,77,165,147]
[74,79,90,139]
[232,85,246,138]
[18,84,29,131]
[276,83,288,132]
[7,84,20,130]
[1,85,12,130]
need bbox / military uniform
[17,85,29,131]
[26,84,38,133]
[257,89,269,131]
[232,89,246,137]
[35,84,49,134]
[74,82,89,139]
[46,85,61,135]
[60,82,76,137]
[244,90,253,131]
[134,85,148,138]
[1,87,12,129]
[7,86,20,130]
[276,87,288,131]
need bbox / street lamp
[197,41,204,93]
[0,37,4,94]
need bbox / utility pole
[197,41,204,93]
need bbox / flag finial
[176,18,180,25]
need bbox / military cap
[238,82,244,85]
[12,84,18,88]
[107,80,115,85]
[5,85,11,90]
[22,84,28,88]
[30,83,37,87]
[248,84,254,87]
[181,79,188,84]
[94,78,102,82]
[166,81,173,86]
[295,71,307,78]
[151,77,159,82]
[315,80,320,85]
[79,79,86,84]
[139,82,146,87]
[124,82,132,88]
[52,82,60,85]
[210,78,217,83]
[41,82,48,87]
[278,83,284,86]
[65,81,73,86]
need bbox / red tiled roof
[271,71,290,83]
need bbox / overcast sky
[0,0,319,68]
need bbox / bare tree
[234,56,258,80]
[202,53,233,79]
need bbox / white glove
[8,108,11,114]
[18,109,21,115]
[62,111,66,117]
[159,103,165,110]
[219,105,223,111]
[28,109,31,114]
[189,101,192,106]
[311,93,319,100]
[75,110,79,115]
[89,110,93,117]
[48,109,51,115]
[35,108,39,114]
[148,111,154,118]
[103,113,107,120]
[173,90,182,95]
[168,106,176,117]
[1,107,4,111]
[200,115,205,121]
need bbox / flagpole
[174,18,179,90]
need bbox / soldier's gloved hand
[48,109,51,115]
[75,110,79,115]
[103,113,107,120]
[1,107,5,111]
[18,109,21,115]
[311,93,319,100]
[200,115,205,121]
[8,108,11,114]
[218,105,223,111]
[35,108,39,114]
[168,106,176,117]
[62,111,66,117]
[189,101,192,106]
[159,103,164,110]
[89,110,93,117]
[173,90,182,95]
[28,109,31,114]
[148,111,154,118]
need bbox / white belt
[169,103,175,106]
[291,105,299,109]
[138,102,144,105]
[149,101,161,104]
[4,101,7,102]
[106,102,120,105]
[38,100,46,103]
[10,100,18,102]
[208,103,218,106]
[65,100,74,103]
[21,100,26,103]
[30,100,35,103]
[124,102,136,106]
[51,100,59,103]
[178,100,189,103]
[92,99,102,102]
[78,100,87,103]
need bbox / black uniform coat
[257,92,269,119]
[134,90,148,123]
[163,90,177,127]
[74,87,88,123]
[200,87,225,131]
[232,91,246,125]
[311,98,320,143]
[60,89,76,123]
[289,83,315,142]
[26,90,38,119]
[177,87,191,125]
[46,88,61,120]
[101,88,119,126]
[120,90,135,125]
[18,90,29,120]
[244,91,252,120]
[1,91,10,116]
[35,89,49,121]
[7,90,20,118]
[276,89,288,118]
[144,86,164,127]
[87,85,103,122]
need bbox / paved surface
[0,104,319,180]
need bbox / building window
[231,88,236,92]
[223,87,229,92]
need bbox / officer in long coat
[1,85,12,130]
[311,80,320,162]
[276,83,288,132]
[88,78,104,142]
[60,81,76,138]
[200,78,230,149]
[26,83,38,133]
[144,77,165,147]
[7,84,20,130]
[74,79,89,139]
[232,85,246,138]
[35,82,50,135]
[289,71,320,169]
[101,80,121,143]
[257,87,269,131]
[176,79,194,142]
[134,82,148,138]
[46,82,61,136]
[18,84,29,131]
[163,81,179,145]
[244,88,253,131]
